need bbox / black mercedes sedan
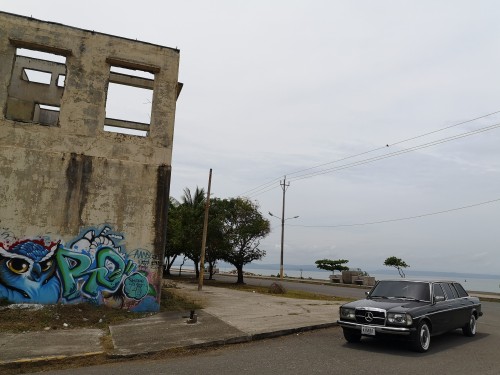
[337,279,482,352]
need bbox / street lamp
[269,211,299,279]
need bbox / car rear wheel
[462,313,477,337]
[412,321,431,352]
[343,328,361,343]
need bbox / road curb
[106,335,253,359]
[251,322,338,341]
[106,322,338,360]
[0,351,105,372]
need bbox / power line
[289,122,500,183]
[239,177,281,197]
[287,197,500,228]
[286,109,500,179]
[240,109,500,197]
[245,121,500,197]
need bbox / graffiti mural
[0,226,160,311]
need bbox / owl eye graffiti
[0,239,59,302]
[6,258,30,274]
[40,259,53,272]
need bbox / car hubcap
[470,316,476,334]
[420,324,430,350]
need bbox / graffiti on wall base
[0,226,159,311]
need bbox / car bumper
[337,320,414,336]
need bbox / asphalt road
[27,277,500,375]
[30,304,499,375]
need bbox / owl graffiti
[0,240,60,304]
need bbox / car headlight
[340,307,356,320]
[387,312,413,326]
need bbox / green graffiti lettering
[83,247,126,296]
[56,246,139,300]
[56,247,92,300]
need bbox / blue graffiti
[0,226,159,311]
[0,240,60,303]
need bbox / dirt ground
[0,283,201,333]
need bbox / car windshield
[369,280,430,302]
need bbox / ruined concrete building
[0,12,182,311]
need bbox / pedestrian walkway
[0,282,343,368]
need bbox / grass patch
[161,288,203,311]
[170,276,352,302]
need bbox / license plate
[361,326,375,336]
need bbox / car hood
[342,298,427,312]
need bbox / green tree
[178,187,206,278]
[164,197,182,276]
[204,198,232,279]
[384,256,409,278]
[315,259,349,275]
[219,197,270,284]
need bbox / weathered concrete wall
[0,12,180,311]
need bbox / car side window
[453,283,469,298]
[433,284,445,300]
[441,283,458,299]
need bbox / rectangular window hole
[57,74,66,87]
[39,104,60,112]
[104,64,154,136]
[106,82,153,123]
[34,103,60,126]
[22,68,52,85]
[16,48,66,64]
[104,125,148,137]
[6,45,66,124]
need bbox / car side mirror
[365,291,370,296]
[434,295,445,303]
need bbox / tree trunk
[208,262,214,280]
[178,256,187,277]
[236,265,244,284]
[164,255,177,276]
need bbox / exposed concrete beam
[104,117,150,131]
[106,57,160,74]
[9,38,72,56]
[109,72,154,90]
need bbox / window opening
[452,283,468,298]
[16,48,66,64]
[104,65,154,137]
[440,283,458,300]
[433,284,445,300]
[22,69,52,85]
[34,104,61,126]
[57,74,66,87]
[6,47,66,126]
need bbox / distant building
[0,12,182,311]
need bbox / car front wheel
[462,313,477,337]
[343,328,361,343]
[412,321,431,352]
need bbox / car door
[428,283,452,334]
[452,282,474,327]
[440,282,464,330]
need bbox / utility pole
[198,168,212,291]
[279,176,289,279]
[269,176,298,280]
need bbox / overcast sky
[4,1,500,275]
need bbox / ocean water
[233,267,500,294]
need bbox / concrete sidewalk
[0,282,343,367]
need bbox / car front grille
[355,309,386,326]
